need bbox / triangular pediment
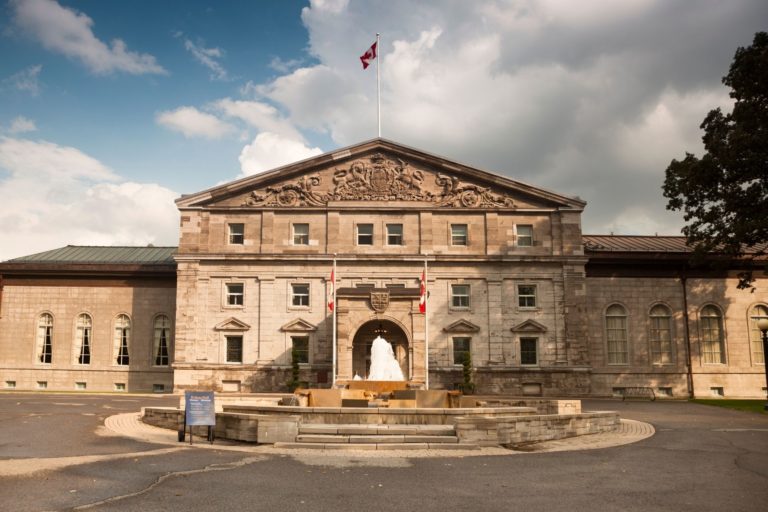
[443,319,481,333]
[176,139,585,211]
[510,319,548,333]
[280,318,318,332]
[214,317,251,331]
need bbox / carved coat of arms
[370,291,390,313]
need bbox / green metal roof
[4,245,177,265]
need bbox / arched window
[605,304,628,364]
[700,305,725,364]
[36,313,53,364]
[75,313,92,365]
[114,314,130,366]
[649,304,673,364]
[153,315,171,366]
[748,304,767,365]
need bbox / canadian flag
[328,269,335,312]
[419,270,427,314]
[360,41,377,69]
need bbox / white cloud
[184,39,230,81]
[238,132,322,176]
[0,137,178,261]
[156,107,235,139]
[2,65,42,95]
[214,99,304,140]
[7,116,37,134]
[11,0,166,75]
[269,56,304,73]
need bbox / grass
[692,399,768,414]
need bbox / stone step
[299,424,456,436]
[295,434,459,444]
[274,442,479,451]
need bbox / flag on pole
[328,269,335,312]
[419,270,427,314]
[360,41,377,69]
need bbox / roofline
[175,138,587,210]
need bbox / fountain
[366,335,405,381]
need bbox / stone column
[257,277,276,364]
[487,278,504,363]
[336,303,353,381]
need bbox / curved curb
[104,413,655,457]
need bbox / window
[749,304,767,364]
[292,336,309,364]
[605,304,628,364]
[356,283,375,289]
[114,314,130,366]
[293,223,309,245]
[453,337,471,365]
[451,284,470,309]
[228,223,244,244]
[37,381,47,389]
[36,313,53,364]
[386,283,405,289]
[75,382,87,390]
[114,383,126,391]
[451,224,468,246]
[357,223,373,245]
[226,283,244,306]
[75,313,92,365]
[291,283,310,307]
[516,225,533,247]
[700,305,725,364]
[5,381,16,389]
[649,305,673,365]
[226,335,243,363]
[520,337,538,365]
[518,285,537,308]
[386,224,403,245]
[153,315,171,366]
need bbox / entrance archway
[352,319,409,380]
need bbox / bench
[621,387,656,401]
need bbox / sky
[1,0,766,261]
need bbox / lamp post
[757,317,768,411]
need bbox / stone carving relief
[240,153,515,208]
[369,291,390,313]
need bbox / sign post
[180,391,216,444]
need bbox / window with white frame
[226,283,244,306]
[749,304,767,365]
[114,314,130,366]
[293,223,309,245]
[36,313,53,364]
[518,284,537,308]
[605,304,628,364]
[226,335,243,363]
[292,336,309,364]
[386,224,403,245]
[153,315,171,366]
[451,224,468,246]
[451,284,470,309]
[516,224,533,247]
[291,283,310,307]
[228,223,244,245]
[520,337,538,365]
[74,313,92,365]
[700,305,725,364]
[357,223,373,245]
[453,337,471,365]
[649,304,673,365]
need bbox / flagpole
[424,259,429,390]
[332,256,337,387]
[376,32,381,138]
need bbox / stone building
[1,139,766,398]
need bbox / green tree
[663,32,768,287]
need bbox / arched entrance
[352,319,409,380]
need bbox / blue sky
[1,0,767,260]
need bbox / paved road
[1,393,767,511]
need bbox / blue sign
[185,391,216,426]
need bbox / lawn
[692,399,768,414]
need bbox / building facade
[1,139,766,398]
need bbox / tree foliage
[663,32,768,285]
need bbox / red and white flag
[328,269,335,312]
[419,270,427,314]
[360,41,377,69]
